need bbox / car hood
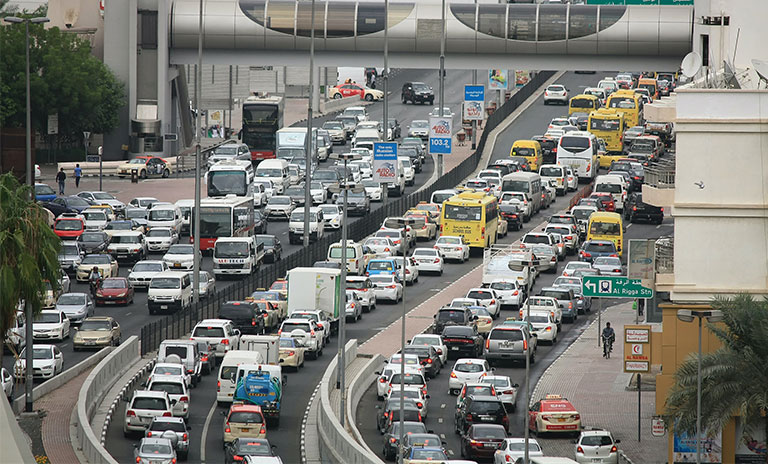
[76,330,112,338]
[164,253,193,260]
[34,323,63,330]
[57,304,86,313]
[129,271,162,278]
[98,288,129,296]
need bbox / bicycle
[602,335,614,358]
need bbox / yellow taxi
[223,403,266,444]
[86,204,116,221]
[404,210,438,240]
[469,307,493,336]
[278,337,305,369]
[412,202,441,223]
[528,394,581,435]
[510,140,543,171]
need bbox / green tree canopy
[664,294,768,444]
[0,17,124,142]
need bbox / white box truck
[239,335,280,365]
[482,245,536,292]
[286,267,342,334]
[213,236,265,277]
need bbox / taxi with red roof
[528,394,582,435]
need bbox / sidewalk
[531,301,667,463]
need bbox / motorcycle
[89,276,102,299]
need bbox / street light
[192,0,203,304]
[304,0,317,247]
[4,14,50,414]
[676,309,724,464]
[392,216,415,464]
[327,152,362,426]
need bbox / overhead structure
[169,0,693,69]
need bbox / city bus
[586,211,624,257]
[206,159,255,198]
[241,95,284,161]
[588,108,625,168]
[556,131,599,182]
[440,191,499,250]
[190,196,255,251]
[605,90,643,129]
[568,94,600,116]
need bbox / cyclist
[602,322,615,358]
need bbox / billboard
[488,69,508,90]
[428,117,452,155]
[674,429,722,463]
[372,142,397,183]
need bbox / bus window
[589,221,621,235]
[444,204,482,221]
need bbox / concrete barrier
[319,96,371,115]
[75,336,140,464]
[0,386,37,464]
[345,354,384,457]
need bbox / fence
[644,157,676,189]
[138,71,554,355]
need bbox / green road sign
[582,275,654,298]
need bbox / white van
[255,159,290,194]
[594,174,627,212]
[146,202,182,234]
[352,128,381,148]
[238,335,280,365]
[501,172,543,214]
[175,199,194,234]
[327,240,368,275]
[398,157,415,186]
[556,131,599,182]
[147,271,193,315]
[538,164,568,196]
[213,236,265,277]
[288,207,325,245]
[157,339,202,385]
[386,159,407,197]
[216,350,264,405]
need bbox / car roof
[229,403,263,412]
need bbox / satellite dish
[752,59,768,87]
[722,60,741,89]
[681,52,702,79]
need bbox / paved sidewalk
[531,301,667,463]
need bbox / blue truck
[232,364,284,426]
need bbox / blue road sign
[464,85,485,102]
[429,137,452,155]
[373,142,398,183]
[373,142,397,160]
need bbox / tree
[0,16,124,143]
[0,173,61,356]
[664,294,768,449]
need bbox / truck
[213,236,265,278]
[286,267,342,335]
[233,363,284,425]
[482,245,537,294]
[238,335,280,365]
[275,127,317,162]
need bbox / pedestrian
[74,163,82,188]
[55,168,66,194]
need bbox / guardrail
[655,236,674,273]
[345,354,384,456]
[100,360,155,446]
[137,70,555,356]
[76,336,140,464]
[645,163,676,189]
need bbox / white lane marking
[448,450,455,456]
[656,224,661,229]
[440,433,446,439]
[626,224,632,229]
[438,417,443,423]
[125,312,132,316]
[440,403,446,409]
[200,399,218,463]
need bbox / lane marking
[438,417,443,423]
[656,224,661,229]
[448,450,455,456]
[200,399,218,463]
[125,312,132,316]
[440,433,446,439]
[626,224,632,229]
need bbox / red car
[589,192,615,212]
[328,83,383,101]
[54,213,85,240]
[95,277,135,305]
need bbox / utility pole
[303,0,316,247]
[437,0,445,177]
[192,0,203,303]
[382,0,389,146]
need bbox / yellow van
[510,140,543,171]
[606,90,642,129]
[586,211,624,257]
[568,94,600,116]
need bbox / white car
[544,84,568,105]
[525,310,559,344]
[145,227,179,252]
[351,160,373,179]
[489,279,524,310]
[408,333,447,365]
[374,230,406,255]
[128,260,169,289]
[317,204,342,230]
[481,375,519,412]
[77,191,127,215]
[574,429,620,464]
[264,196,295,221]
[35,164,41,179]
[566,167,579,191]
[1,367,13,399]
[308,181,327,205]
[478,169,503,185]
[14,344,63,380]
[448,358,492,395]
[410,248,443,275]
[345,290,362,321]
[123,390,172,436]
[398,157,415,186]
[346,276,377,310]
[494,438,544,464]
[129,197,159,210]
[434,235,470,262]
[162,244,199,271]
[81,209,110,231]
[149,362,193,389]
[288,311,331,346]
[253,179,275,201]
[362,180,383,201]
[369,274,403,302]
[190,319,241,358]
[197,271,216,298]
[562,261,593,277]
[389,384,429,418]
[394,256,419,285]
[375,364,420,400]
[33,310,71,341]
[279,320,322,359]
[365,236,397,256]
[385,353,424,378]
[465,288,501,318]
[500,192,532,220]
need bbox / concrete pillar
[157,0,170,156]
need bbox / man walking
[55,168,67,194]
[74,164,82,188]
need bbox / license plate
[85,342,96,345]
[241,428,249,432]
[173,263,181,268]
[479,415,493,421]
[118,255,127,258]
[484,443,496,448]
[160,305,168,310]
[451,347,459,351]
[592,460,602,463]
[558,418,567,422]
[105,301,116,305]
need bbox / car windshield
[193,326,225,337]
[540,167,563,177]
[82,255,110,264]
[572,208,595,220]
[82,211,106,220]
[80,232,105,242]
[140,442,172,455]
[147,229,171,238]
[237,440,272,455]
[148,209,174,221]
[594,257,621,266]
[490,329,523,341]
[508,441,541,452]
[154,365,183,375]
[58,294,85,305]
[125,209,146,219]
[269,197,291,205]
[112,235,141,244]
[527,315,550,324]
[101,279,126,289]
[410,449,447,460]
[455,363,484,373]
[148,420,186,432]
[55,220,82,231]
[215,241,249,258]
[585,242,617,253]
[290,211,318,222]
[596,183,622,194]
[437,310,465,322]
[36,313,61,324]
[151,278,180,289]
[150,381,184,395]
[582,435,614,446]
[410,121,428,129]
[467,290,493,300]
[369,275,394,285]
[444,204,482,221]
[133,397,167,410]
[589,221,621,235]
[133,262,163,273]
[389,374,423,385]
[80,320,111,331]
[168,245,193,254]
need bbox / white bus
[206,159,255,198]
[500,172,543,214]
[189,196,255,252]
[556,131,599,182]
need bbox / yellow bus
[586,211,624,257]
[440,191,499,250]
[568,94,600,116]
[588,108,625,168]
[606,90,643,129]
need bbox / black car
[454,395,509,435]
[388,118,401,139]
[499,204,523,231]
[400,141,425,163]
[376,398,422,432]
[47,195,94,213]
[401,81,434,105]
[312,168,342,188]
[398,146,422,173]
[433,307,475,335]
[224,438,277,464]
[382,421,428,461]
[218,300,267,335]
[608,161,644,191]
[256,234,281,263]
[508,156,531,172]
[78,231,110,254]
[401,345,441,377]
[441,325,483,358]
[336,190,370,216]
[41,199,78,217]
[460,423,508,460]
[283,186,306,206]
[624,192,664,224]
[253,210,267,234]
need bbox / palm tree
[664,294,768,449]
[0,172,61,362]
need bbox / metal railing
[644,158,676,189]
[655,236,674,274]
[138,72,554,355]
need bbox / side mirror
[615,439,621,444]
[513,383,520,388]
[374,371,382,376]
[279,358,285,364]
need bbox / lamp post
[676,309,724,464]
[328,153,362,426]
[393,216,415,464]
[437,0,445,177]
[192,0,203,304]
[304,0,317,247]
[4,14,50,414]
[522,259,533,464]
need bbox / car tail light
[405,269,410,274]
[380,377,387,383]
[182,433,188,440]
[577,446,584,454]
[523,339,528,351]
[225,425,231,433]
[545,327,552,332]
[565,236,572,240]
[260,425,266,434]
[136,458,141,463]
[252,319,257,326]
[387,285,396,289]
[450,371,457,378]
[162,412,172,417]
[277,329,282,336]
[573,414,581,420]
[610,254,618,258]
[393,240,400,244]
[660,207,664,212]
[180,396,189,402]
[147,431,153,437]
[390,438,397,443]
[126,410,136,417]
[171,458,177,464]
[310,330,316,336]
[611,445,618,453]
[542,415,552,422]
[233,456,244,462]
[568,302,573,309]
[317,322,324,329]
[485,337,490,350]
[505,455,513,462]
[217,380,221,391]
[221,339,229,345]
[580,251,592,258]
[426,358,433,364]
[201,354,208,362]
[466,414,473,422]
[503,389,516,395]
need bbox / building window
[139,11,158,49]
[538,5,566,41]
[508,5,536,41]
[701,34,709,66]
[478,5,506,39]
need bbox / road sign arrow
[585,281,596,294]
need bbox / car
[144,416,190,460]
[434,235,470,262]
[148,362,192,389]
[76,191,126,215]
[460,423,508,460]
[128,260,169,290]
[104,219,146,236]
[78,231,110,254]
[191,319,241,358]
[144,227,178,252]
[345,290,363,321]
[162,244,199,270]
[55,292,95,324]
[407,120,429,140]
[346,276,377,312]
[123,390,173,436]
[448,358,492,395]
[403,212,437,240]
[279,319,321,358]
[574,429,620,464]
[54,213,86,240]
[528,394,582,435]
[34,183,57,202]
[523,310,559,344]
[589,192,616,212]
[364,237,396,256]
[33,310,71,341]
[493,437,545,463]
[377,396,423,433]
[593,256,624,275]
[48,195,94,213]
[361,179,383,201]
[374,229,407,255]
[225,438,278,464]
[466,288,501,318]
[456,383,497,410]
[337,190,370,216]
[393,256,419,285]
[382,421,428,461]
[329,82,383,101]
[73,316,121,350]
[410,247,443,275]
[366,258,398,278]
[107,231,148,262]
[322,120,347,144]
[223,403,267,444]
[489,279,524,310]
[278,337,305,370]
[401,345,441,378]
[539,286,578,323]
[467,306,494,336]
[133,437,177,464]
[408,334,447,365]
[94,277,135,306]
[193,270,216,299]
[255,234,282,263]
[2,367,13,399]
[401,81,434,105]
[433,306,475,335]
[387,118,402,140]
[76,253,118,282]
[544,84,568,105]
[14,344,63,380]
[546,224,580,255]
[117,156,170,178]
[368,274,403,303]
[316,204,341,230]
[498,204,523,232]
[484,325,534,365]
[146,374,190,418]
[624,192,664,224]
[264,195,295,221]
[579,240,619,264]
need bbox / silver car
[197,271,216,298]
[134,437,177,464]
[145,417,190,460]
[481,374,519,412]
[264,196,295,221]
[55,292,94,324]
[574,429,620,464]
[345,290,362,322]
[593,256,624,276]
